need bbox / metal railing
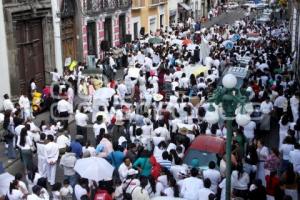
[132,0,145,9]
[82,0,131,16]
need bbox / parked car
[183,135,226,170]
[224,2,239,9]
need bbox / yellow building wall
[131,0,169,34]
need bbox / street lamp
[204,74,250,200]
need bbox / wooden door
[15,19,45,95]
[61,17,76,61]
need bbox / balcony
[160,0,167,4]
[82,0,131,16]
[132,0,145,9]
[149,0,160,6]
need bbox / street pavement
[1,6,280,184]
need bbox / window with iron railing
[132,0,145,8]
[149,0,160,6]
[82,0,131,16]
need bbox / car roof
[189,135,226,155]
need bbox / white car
[256,2,268,9]
[224,2,239,9]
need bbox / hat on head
[153,93,163,102]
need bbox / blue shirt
[107,151,124,168]
[70,141,82,158]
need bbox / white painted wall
[0,0,11,109]
[51,0,63,75]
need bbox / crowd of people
[1,7,300,200]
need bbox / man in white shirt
[289,143,300,174]
[45,135,59,186]
[75,107,89,144]
[56,130,71,152]
[93,115,107,139]
[3,94,14,111]
[57,97,72,129]
[180,168,204,200]
[36,133,47,177]
[50,69,60,82]
[290,92,299,122]
[242,120,256,142]
[154,121,170,141]
[203,161,221,193]
[274,91,287,120]
[19,94,31,120]
[197,179,214,200]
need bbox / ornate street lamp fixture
[204,74,251,200]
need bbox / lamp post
[204,74,250,200]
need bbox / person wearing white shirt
[279,114,290,149]
[67,85,74,112]
[274,92,288,119]
[260,97,273,131]
[203,161,221,193]
[93,115,107,138]
[19,94,31,120]
[6,180,25,200]
[118,157,132,181]
[242,120,256,142]
[56,131,71,152]
[290,93,299,122]
[141,118,153,138]
[180,168,204,200]
[197,179,214,200]
[75,107,89,144]
[57,98,72,129]
[154,122,170,141]
[231,165,250,198]
[45,135,59,186]
[36,133,47,177]
[3,94,14,111]
[17,127,33,171]
[179,73,189,89]
[289,144,300,174]
[280,137,295,172]
[74,179,88,200]
[50,69,60,82]
[27,185,44,200]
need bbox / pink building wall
[81,12,131,61]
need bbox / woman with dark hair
[162,175,180,197]
[3,110,16,160]
[37,177,50,199]
[131,176,150,200]
[26,165,42,193]
[231,164,250,199]
[7,180,26,200]
[279,114,290,148]
[264,147,280,175]
[17,127,33,172]
[133,150,152,177]
[248,179,267,200]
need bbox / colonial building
[131,0,168,40]
[290,0,300,82]
[78,0,131,60]
[1,0,56,96]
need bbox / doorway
[104,17,112,48]
[87,21,97,56]
[119,15,126,45]
[15,19,45,94]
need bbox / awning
[178,2,192,11]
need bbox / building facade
[290,0,300,82]
[79,0,131,60]
[1,0,56,96]
[131,0,168,40]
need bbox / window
[119,15,126,45]
[87,21,97,55]
[104,17,112,48]
[134,22,139,40]
[160,14,164,28]
[149,17,156,33]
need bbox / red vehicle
[183,135,226,170]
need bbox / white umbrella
[74,157,114,182]
[128,68,140,78]
[0,172,14,196]
[94,87,115,99]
